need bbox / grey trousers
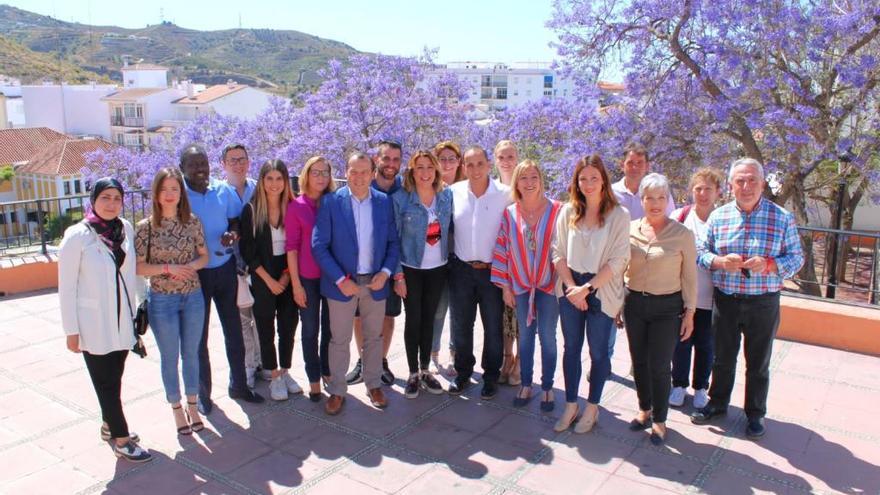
[239,306,262,369]
[327,284,385,395]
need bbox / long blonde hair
[298,156,336,204]
[251,159,293,233]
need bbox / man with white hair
[690,158,804,439]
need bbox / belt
[627,288,682,299]
[719,290,779,300]
[463,260,491,270]
[353,274,373,285]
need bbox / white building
[437,62,579,111]
[121,63,169,89]
[171,80,274,121]
[21,82,118,139]
[0,81,28,129]
[102,87,186,151]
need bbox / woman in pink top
[286,156,336,401]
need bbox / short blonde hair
[689,167,725,190]
[510,160,545,202]
[403,150,444,193]
[298,156,336,198]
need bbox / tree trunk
[789,174,823,296]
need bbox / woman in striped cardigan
[491,160,562,412]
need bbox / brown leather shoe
[367,387,388,409]
[325,394,345,416]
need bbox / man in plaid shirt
[690,158,804,439]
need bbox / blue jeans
[299,276,331,383]
[514,290,558,391]
[672,308,714,389]
[197,257,249,400]
[431,283,455,353]
[148,289,205,403]
[558,271,614,404]
[448,257,504,383]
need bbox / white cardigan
[58,219,137,355]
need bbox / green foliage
[45,210,83,241]
[0,165,13,183]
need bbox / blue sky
[5,0,562,63]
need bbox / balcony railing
[111,116,145,127]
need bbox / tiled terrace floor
[1,289,878,494]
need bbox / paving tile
[31,419,106,459]
[551,430,637,474]
[184,479,247,495]
[700,466,807,495]
[227,450,323,493]
[517,456,611,494]
[306,472,388,495]
[0,443,61,484]
[613,445,704,492]
[397,465,495,494]
[338,447,434,493]
[444,432,539,479]
[593,473,679,494]
[179,429,273,474]
[105,458,208,495]
[2,399,82,436]
[2,463,97,495]
[393,418,480,459]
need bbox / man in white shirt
[447,146,512,400]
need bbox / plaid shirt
[697,198,804,295]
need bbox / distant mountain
[0,34,111,84]
[0,5,361,94]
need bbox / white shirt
[612,178,676,220]
[451,178,512,263]
[673,206,714,310]
[420,201,444,269]
[270,225,286,256]
[350,190,374,274]
[565,222,609,274]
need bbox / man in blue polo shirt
[220,143,263,389]
[180,145,264,414]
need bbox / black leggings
[624,291,682,423]
[402,264,448,373]
[251,254,298,370]
[83,350,129,439]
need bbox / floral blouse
[135,215,206,294]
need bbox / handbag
[133,223,151,336]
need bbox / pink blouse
[284,195,321,279]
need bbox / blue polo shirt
[225,178,257,217]
[187,179,239,269]
[371,175,402,195]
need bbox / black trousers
[449,257,504,383]
[83,350,129,439]
[708,290,780,419]
[624,291,682,423]
[251,254,298,370]
[402,264,448,373]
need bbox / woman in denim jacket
[392,151,453,398]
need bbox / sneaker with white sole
[114,441,152,463]
[429,356,442,375]
[693,388,710,409]
[246,366,257,389]
[404,373,420,399]
[420,371,444,395]
[669,386,686,407]
[269,376,289,401]
[283,372,303,395]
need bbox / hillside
[0,5,360,94]
[0,35,111,84]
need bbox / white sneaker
[283,372,303,395]
[269,376,288,401]
[245,367,257,389]
[693,388,710,409]
[669,386,686,407]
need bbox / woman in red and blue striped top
[491,160,562,412]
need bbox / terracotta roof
[173,83,247,105]
[121,63,168,71]
[17,138,116,176]
[0,127,68,164]
[101,88,166,101]
[597,81,625,92]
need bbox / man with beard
[345,140,403,387]
[180,145,264,414]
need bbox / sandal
[499,353,513,384]
[173,404,192,436]
[554,403,580,432]
[186,401,204,432]
[507,356,521,386]
[512,385,532,408]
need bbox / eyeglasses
[438,157,460,164]
[310,170,331,177]
[225,157,248,165]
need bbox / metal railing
[787,226,879,306]
[110,116,145,127]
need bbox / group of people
[58,139,804,463]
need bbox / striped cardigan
[491,199,562,325]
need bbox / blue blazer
[312,186,400,302]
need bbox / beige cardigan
[552,204,631,319]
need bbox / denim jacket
[391,187,453,274]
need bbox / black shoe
[649,431,665,446]
[629,418,653,431]
[690,405,727,425]
[512,386,532,408]
[308,392,322,403]
[420,371,444,395]
[346,359,364,385]
[229,388,265,404]
[448,378,471,395]
[404,373,420,399]
[746,417,765,439]
[381,358,395,386]
[197,397,213,416]
[480,382,498,400]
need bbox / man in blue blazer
[312,151,400,415]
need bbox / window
[496,88,507,100]
[64,182,71,195]
[513,90,519,96]
[544,75,553,88]
[74,180,82,194]
[492,75,507,88]
[543,90,552,97]
[481,75,491,87]
[481,87,493,99]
